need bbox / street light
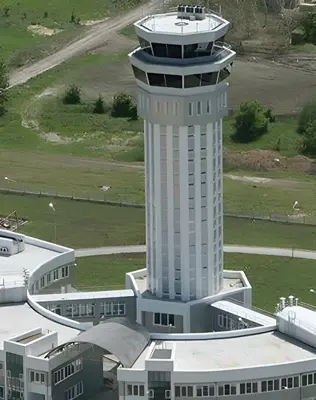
[238,317,249,328]
[4,176,16,183]
[48,202,56,242]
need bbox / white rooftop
[132,332,316,371]
[0,302,80,349]
[278,305,316,335]
[32,289,135,303]
[0,243,61,286]
[138,12,224,35]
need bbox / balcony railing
[131,44,233,67]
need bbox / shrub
[232,100,269,143]
[298,98,316,134]
[111,92,138,119]
[62,84,81,105]
[93,94,105,114]
[264,107,275,123]
[302,120,316,155]
[301,12,316,44]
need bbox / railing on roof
[226,297,276,319]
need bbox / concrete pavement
[75,244,316,260]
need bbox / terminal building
[1,5,316,400]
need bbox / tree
[0,60,9,117]
[111,92,138,119]
[93,94,105,114]
[62,84,81,105]
[302,120,316,156]
[297,98,316,134]
[301,12,316,44]
[232,100,269,143]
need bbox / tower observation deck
[129,5,235,302]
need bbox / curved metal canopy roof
[45,317,150,367]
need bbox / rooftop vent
[177,4,206,20]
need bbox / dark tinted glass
[132,66,147,84]
[218,66,231,82]
[167,44,182,58]
[184,74,201,88]
[152,43,168,57]
[148,73,165,87]
[137,35,150,48]
[165,75,182,88]
[201,72,218,86]
[183,43,198,58]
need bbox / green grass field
[3,150,316,219]
[223,117,301,158]
[74,252,316,312]
[2,194,316,249]
[3,52,143,158]
[1,0,143,66]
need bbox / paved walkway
[75,245,316,260]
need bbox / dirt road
[9,0,162,88]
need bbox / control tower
[129,5,235,302]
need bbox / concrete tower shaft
[129,6,235,301]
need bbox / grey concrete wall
[189,302,214,333]
[228,291,245,305]
[227,390,299,400]
[302,384,316,398]
[51,346,104,400]
[142,312,183,333]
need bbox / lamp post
[49,202,56,242]
[238,317,249,329]
[4,176,16,183]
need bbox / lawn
[74,252,316,312]
[0,0,143,66]
[3,52,143,158]
[0,194,145,248]
[2,193,316,249]
[3,149,316,219]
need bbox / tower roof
[137,11,226,35]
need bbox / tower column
[130,5,235,301]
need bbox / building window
[100,301,126,317]
[53,270,59,281]
[240,382,258,394]
[196,385,214,397]
[188,102,193,116]
[54,359,83,385]
[30,371,45,384]
[302,373,315,386]
[156,101,161,113]
[65,381,83,400]
[40,277,45,288]
[46,273,51,285]
[153,313,175,327]
[218,384,236,396]
[206,100,211,114]
[197,101,202,115]
[175,386,194,397]
[0,386,3,400]
[62,266,69,278]
[127,384,145,396]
